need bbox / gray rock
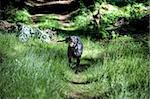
[16,23,32,42]
[17,24,57,42]
[0,21,57,43]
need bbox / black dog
[58,36,83,66]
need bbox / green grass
[0,32,149,99]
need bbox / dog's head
[66,36,80,48]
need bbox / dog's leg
[68,57,72,66]
[76,57,80,66]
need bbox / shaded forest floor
[0,31,149,99]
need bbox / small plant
[37,20,62,29]
[10,9,32,23]
[124,3,147,19]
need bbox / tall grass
[0,32,149,98]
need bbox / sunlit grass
[0,32,149,98]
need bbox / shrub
[9,9,32,24]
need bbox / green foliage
[98,2,148,38]
[35,14,59,22]
[96,0,149,4]
[0,32,149,98]
[100,3,147,25]
[3,1,149,38]
[24,14,64,29]
[36,20,62,29]
[9,9,32,23]
[72,9,91,30]
[123,3,147,19]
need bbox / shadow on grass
[112,15,149,55]
[71,56,104,73]
[113,15,149,41]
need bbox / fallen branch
[24,0,75,7]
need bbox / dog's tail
[57,39,66,42]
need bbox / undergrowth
[5,2,149,38]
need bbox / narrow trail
[58,43,106,99]
[62,59,105,98]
